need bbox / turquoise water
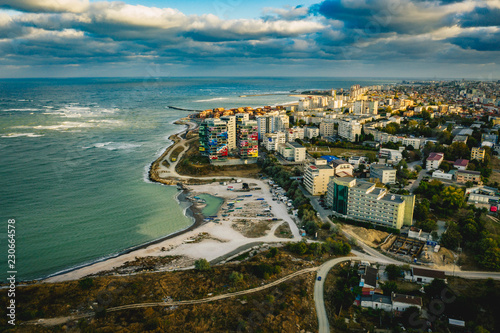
[0,77,398,280]
[197,194,225,217]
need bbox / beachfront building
[220,115,236,152]
[278,142,306,162]
[236,120,259,159]
[262,132,286,151]
[471,147,486,162]
[199,118,229,161]
[338,120,362,142]
[304,158,354,195]
[326,177,415,229]
[370,164,397,184]
[426,152,444,170]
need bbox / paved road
[409,168,427,193]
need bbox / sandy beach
[45,178,302,283]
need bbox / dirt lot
[343,224,390,247]
[275,222,293,239]
[232,219,277,238]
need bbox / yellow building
[471,147,485,162]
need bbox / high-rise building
[198,118,228,161]
[220,115,236,152]
[326,177,415,229]
[237,120,259,159]
[369,164,396,184]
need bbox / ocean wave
[2,108,41,112]
[12,119,125,131]
[44,105,119,118]
[1,133,45,138]
[193,97,229,102]
[86,142,142,151]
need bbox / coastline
[42,117,202,282]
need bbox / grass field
[491,156,500,170]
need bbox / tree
[229,271,244,284]
[415,165,422,173]
[440,223,462,250]
[415,219,438,232]
[381,281,398,296]
[385,264,402,280]
[194,258,211,271]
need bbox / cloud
[0,0,89,13]
[0,0,498,77]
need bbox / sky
[0,0,499,78]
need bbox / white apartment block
[262,132,286,151]
[370,164,397,184]
[286,127,305,142]
[220,115,236,151]
[338,120,361,142]
[305,127,319,139]
[278,142,306,162]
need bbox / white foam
[12,119,125,131]
[43,104,119,118]
[1,133,44,138]
[2,108,41,112]
[89,142,142,151]
[193,97,228,102]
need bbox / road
[29,267,317,327]
[408,168,427,193]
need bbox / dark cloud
[447,30,500,52]
[457,6,500,28]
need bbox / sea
[0,77,398,281]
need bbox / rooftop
[288,142,305,149]
[412,267,446,279]
[392,293,423,306]
[427,152,444,161]
[453,159,469,167]
[456,170,481,175]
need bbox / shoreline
[41,118,201,282]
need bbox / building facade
[327,177,415,229]
[370,164,397,184]
[338,120,361,142]
[236,120,259,159]
[199,118,229,161]
[426,152,444,170]
[471,147,486,162]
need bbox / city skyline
[0,0,499,78]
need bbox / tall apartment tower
[237,120,259,159]
[220,115,236,152]
[198,118,228,161]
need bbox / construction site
[382,235,425,261]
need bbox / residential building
[452,135,468,144]
[329,159,354,177]
[319,122,335,137]
[305,126,319,139]
[338,120,361,142]
[303,163,335,196]
[326,177,415,229]
[256,115,275,140]
[455,170,482,184]
[379,148,403,164]
[481,133,498,144]
[432,170,453,180]
[466,186,500,205]
[286,126,305,142]
[411,267,446,284]
[453,159,469,170]
[236,120,259,159]
[278,142,306,162]
[262,132,286,151]
[471,147,486,162]
[360,266,378,288]
[220,115,236,152]
[198,118,229,161]
[370,164,397,184]
[391,293,423,314]
[360,295,392,312]
[426,152,444,170]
